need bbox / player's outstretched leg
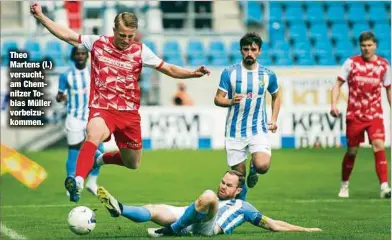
[148,190,217,238]
[97,186,121,217]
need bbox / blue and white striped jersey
[58,64,90,120]
[219,63,278,138]
[216,199,262,234]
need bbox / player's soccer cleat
[97,186,121,217]
[338,186,349,198]
[247,161,259,188]
[65,176,81,202]
[147,227,175,238]
[380,187,391,199]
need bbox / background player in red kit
[30,2,211,202]
[330,32,391,199]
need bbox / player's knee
[254,161,270,174]
[199,190,217,205]
[86,131,104,143]
[123,161,140,169]
[372,142,385,152]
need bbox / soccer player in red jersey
[331,32,391,199]
[31,2,210,202]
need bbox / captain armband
[255,214,268,227]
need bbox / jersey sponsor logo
[354,76,380,84]
[126,139,141,148]
[97,55,132,70]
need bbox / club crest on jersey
[103,45,113,53]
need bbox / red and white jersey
[78,35,164,111]
[338,55,391,121]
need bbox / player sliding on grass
[30,2,210,203]
[97,170,322,237]
[331,31,391,199]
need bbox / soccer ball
[67,206,96,235]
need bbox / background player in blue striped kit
[214,32,281,200]
[56,46,102,196]
[96,170,321,237]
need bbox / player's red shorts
[346,118,385,147]
[88,108,142,150]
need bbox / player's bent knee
[123,161,140,169]
[199,190,217,205]
[120,150,141,169]
[254,161,270,174]
[372,141,385,152]
[86,131,105,143]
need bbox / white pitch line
[0,224,27,240]
[0,199,384,209]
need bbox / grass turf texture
[1,148,390,240]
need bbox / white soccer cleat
[338,186,349,198]
[380,187,391,199]
[147,228,164,238]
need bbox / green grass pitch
[1,148,390,240]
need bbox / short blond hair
[114,12,138,29]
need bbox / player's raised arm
[30,2,79,46]
[157,64,210,79]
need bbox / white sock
[75,176,85,190]
[86,175,98,187]
[380,182,389,191]
[341,181,349,187]
[96,154,104,166]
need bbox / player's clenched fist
[192,66,211,77]
[30,2,43,19]
[230,94,243,105]
[330,106,340,117]
[268,121,278,133]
